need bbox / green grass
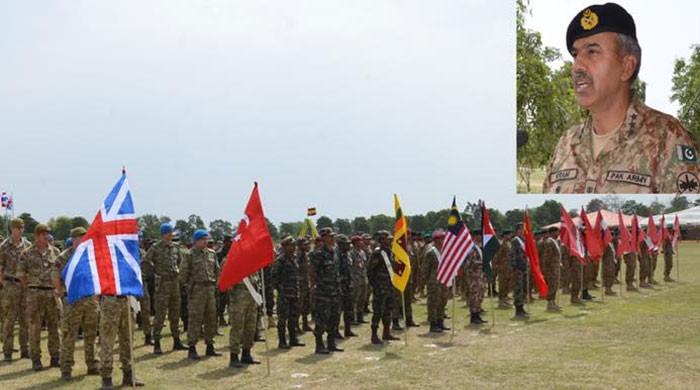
[2,243,700,389]
[517,167,545,193]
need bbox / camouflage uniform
[493,238,512,306]
[296,246,312,329]
[560,245,571,294]
[464,249,485,315]
[544,101,700,194]
[227,276,258,356]
[143,239,183,343]
[17,243,61,365]
[663,236,674,280]
[272,251,301,346]
[99,296,138,384]
[569,253,584,303]
[509,237,528,308]
[179,246,219,347]
[309,246,341,350]
[0,236,31,358]
[649,249,658,284]
[423,244,447,325]
[638,241,651,287]
[337,244,355,335]
[56,247,99,375]
[602,243,617,294]
[139,248,153,341]
[540,237,561,306]
[350,246,368,322]
[367,245,395,337]
[623,252,638,290]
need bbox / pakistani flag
[481,201,499,281]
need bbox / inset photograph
[516,1,700,194]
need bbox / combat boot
[514,305,529,320]
[315,335,330,354]
[438,319,451,331]
[188,345,200,360]
[206,343,221,357]
[121,369,144,387]
[333,329,344,340]
[153,339,163,355]
[173,337,188,351]
[392,318,403,331]
[327,336,343,352]
[144,333,152,346]
[570,296,585,306]
[604,287,617,296]
[382,324,400,341]
[344,321,357,337]
[627,283,639,292]
[581,290,595,300]
[497,299,512,309]
[405,316,420,327]
[60,370,72,381]
[229,352,243,368]
[50,356,59,367]
[371,326,384,344]
[278,327,290,349]
[664,276,675,282]
[470,312,487,325]
[640,282,653,289]
[100,377,114,390]
[3,353,11,362]
[241,348,261,364]
[20,350,29,359]
[87,366,99,375]
[546,301,561,312]
[32,359,43,371]
[302,316,313,332]
[429,321,443,333]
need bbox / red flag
[580,208,602,262]
[673,215,681,251]
[660,215,667,242]
[595,210,613,248]
[560,206,585,264]
[616,211,633,257]
[631,213,643,254]
[523,212,548,298]
[646,214,659,250]
[218,183,275,292]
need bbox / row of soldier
[0,218,678,389]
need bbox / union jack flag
[61,173,143,304]
[0,192,9,208]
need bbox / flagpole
[450,277,456,342]
[489,275,496,330]
[127,300,136,389]
[401,292,408,346]
[260,270,271,376]
[676,244,680,283]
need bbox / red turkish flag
[616,211,633,257]
[560,206,585,264]
[523,212,548,298]
[218,183,275,292]
[580,208,602,262]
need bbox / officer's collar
[573,99,643,147]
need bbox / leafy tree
[138,214,162,241]
[187,214,205,230]
[209,219,233,242]
[601,195,625,212]
[368,214,393,233]
[316,216,334,230]
[48,216,73,241]
[666,195,690,213]
[504,209,525,231]
[175,219,194,244]
[407,214,428,234]
[279,222,303,238]
[672,46,700,139]
[18,213,38,239]
[333,218,352,235]
[351,217,370,233]
[648,200,666,216]
[621,200,650,217]
[585,198,606,213]
[265,218,279,241]
[531,200,561,227]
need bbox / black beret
[566,3,636,54]
[548,226,560,233]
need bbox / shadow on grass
[197,366,247,380]
[158,357,199,370]
[522,318,548,325]
[0,367,35,382]
[562,313,587,320]
[294,353,332,365]
[134,352,160,363]
[382,352,402,360]
[357,343,385,351]
[16,376,81,390]
[417,332,449,339]
[261,348,289,357]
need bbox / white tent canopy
[641,206,700,227]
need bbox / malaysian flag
[61,172,143,304]
[436,197,474,286]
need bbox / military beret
[432,229,446,239]
[70,227,87,238]
[423,232,433,240]
[336,234,350,244]
[10,218,24,229]
[34,224,51,235]
[501,229,513,235]
[514,223,524,231]
[375,230,390,237]
[471,229,482,236]
[280,235,294,246]
[350,235,362,242]
[361,233,371,240]
[192,229,209,242]
[548,226,560,233]
[319,227,335,237]
[160,223,174,235]
[566,3,636,55]
[65,238,73,247]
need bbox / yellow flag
[298,218,318,239]
[391,194,411,292]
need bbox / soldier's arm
[179,252,191,286]
[17,251,28,288]
[656,121,700,194]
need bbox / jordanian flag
[480,200,499,280]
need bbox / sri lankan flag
[298,218,319,238]
[391,194,411,292]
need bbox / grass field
[517,167,545,193]
[2,243,699,389]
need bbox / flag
[523,212,548,298]
[595,210,613,248]
[61,173,142,304]
[631,213,642,253]
[0,192,8,208]
[673,215,681,251]
[560,206,585,264]
[580,208,602,262]
[298,218,319,238]
[218,183,275,292]
[390,194,411,292]
[436,197,474,286]
[307,207,317,217]
[5,195,12,211]
[616,211,633,257]
[480,201,499,280]
[660,215,667,242]
[646,214,659,251]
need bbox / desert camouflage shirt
[543,101,700,194]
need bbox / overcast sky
[1,1,697,228]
